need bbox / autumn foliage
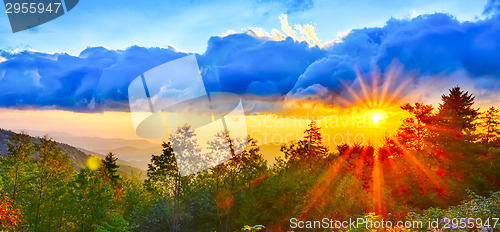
[0,196,21,231]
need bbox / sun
[371,113,382,124]
[370,110,387,124]
[334,65,411,128]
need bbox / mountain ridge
[0,129,146,179]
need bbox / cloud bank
[1,2,499,113]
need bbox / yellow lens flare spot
[85,155,102,171]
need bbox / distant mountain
[20,130,161,171]
[77,147,148,173]
[259,143,283,164]
[23,130,161,151]
[0,129,146,179]
[94,145,159,170]
[3,128,284,171]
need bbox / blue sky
[0,0,490,54]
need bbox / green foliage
[1,131,35,204]
[0,131,149,232]
[25,136,74,231]
[144,135,187,232]
[120,176,152,229]
[68,168,115,231]
[93,212,133,232]
[407,190,500,231]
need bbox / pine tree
[304,120,323,145]
[281,120,328,166]
[437,86,479,141]
[101,152,120,184]
[479,106,500,145]
[397,102,435,151]
[302,120,328,159]
[145,142,179,196]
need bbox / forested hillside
[0,129,144,178]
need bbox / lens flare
[85,155,102,171]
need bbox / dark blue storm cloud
[1,3,499,112]
[0,46,188,111]
[0,35,325,112]
[289,11,500,101]
[200,35,326,95]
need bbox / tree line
[0,86,499,231]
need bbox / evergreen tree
[479,106,500,145]
[101,152,120,184]
[437,86,479,141]
[281,120,328,166]
[303,120,328,157]
[145,142,179,196]
[397,102,435,151]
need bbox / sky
[0,0,491,54]
[0,0,499,148]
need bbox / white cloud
[411,10,420,19]
[278,14,323,47]
[221,29,238,37]
[279,14,298,39]
[337,30,351,40]
[224,14,329,48]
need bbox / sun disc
[372,114,382,124]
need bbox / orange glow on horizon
[0,104,406,148]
